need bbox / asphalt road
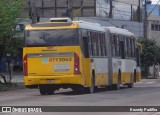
[0,78,160,115]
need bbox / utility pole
[29,1,31,19]
[94,0,96,16]
[55,0,57,17]
[42,0,44,17]
[131,4,133,21]
[144,0,147,39]
[67,0,73,19]
[29,0,39,23]
[137,0,141,22]
[109,0,113,18]
[81,0,83,16]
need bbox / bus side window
[101,33,107,57]
[133,38,136,58]
[126,37,129,57]
[79,29,83,53]
[80,29,89,58]
[117,36,120,57]
[119,36,125,59]
[88,31,92,57]
[110,35,115,57]
[113,35,117,57]
[119,41,125,59]
[95,32,99,57]
[82,37,89,58]
[128,38,132,57]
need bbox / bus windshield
[25,29,79,46]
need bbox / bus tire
[85,70,95,94]
[39,85,54,95]
[127,70,136,88]
[127,83,134,88]
[72,86,84,94]
[134,70,137,83]
[39,85,46,95]
[90,76,95,93]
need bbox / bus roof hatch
[50,17,72,23]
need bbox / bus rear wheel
[127,83,134,88]
[72,86,84,94]
[85,72,95,94]
[127,70,136,88]
[90,76,95,93]
[39,85,54,95]
[134,70,137,83]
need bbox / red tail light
[74,53,80,75]
[23,54,28,76]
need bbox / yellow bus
[136,42,142,82]
[23,18,141,95]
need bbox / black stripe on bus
[30,23,73,27]
[27,52,74,58]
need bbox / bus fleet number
[49,58,72,62]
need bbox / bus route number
[49,58,72,62]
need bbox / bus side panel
[112,58,136,84]
[121,59,136,84]
[136,67,141,82]
[121,72,132,84]
[82,58,91,87]
[112,58,120,84]
[93,58,108,86]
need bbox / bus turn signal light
[23,55,28,76]
[74,53,80,75]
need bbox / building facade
[20,0,96,18]
[147,4,160,44]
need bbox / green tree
[132,8,142,22]
[0,0,24,83]
[137,38,160,77]
[0,0,23,58]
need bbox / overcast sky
[97,0,160,20]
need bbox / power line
[97,0,138,20]
[114,0,139,6]
[73,0,88,18]
[147,0,160,18]
[57,0,68,6]
[104,0,139,6]
[97,6,132,14]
